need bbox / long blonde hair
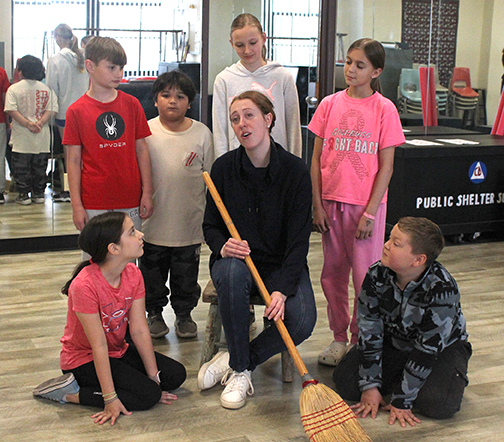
[54,23,85,73]
[230,13,267,61]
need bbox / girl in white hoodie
[212,13,302,159]
[46,23,89,201]
[47,24,89,137]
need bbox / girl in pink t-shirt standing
[32,212,186,425]
[308,38,405,366]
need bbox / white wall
[486,0,504,125]
[364,0,402,43]
[0,0,12,76]
[456,0,488,88]
[456,0,502,125]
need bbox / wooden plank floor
[0,188,76,238]
[1,234,504,441]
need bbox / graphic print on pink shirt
[326,108,379,182]
[101,296,133,334]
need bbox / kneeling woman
[199,91,316,409]
[33,212,186,425]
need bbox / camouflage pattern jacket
[357,260,468,409]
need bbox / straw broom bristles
[300,382,372,442]
[202,171,373,442]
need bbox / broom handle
[203,171,309,378]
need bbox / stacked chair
[449,67,479,125]
[433,65,448,115]
[398,68,423,114]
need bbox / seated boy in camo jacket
[333,216,471,427]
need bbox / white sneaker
[318,341,348,366]
[197,351,230,390]
[220,369,254,409]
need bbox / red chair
[449,67,479,126]
[450,67,479,98]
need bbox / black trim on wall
[0,234,79,255]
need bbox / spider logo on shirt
[103,114,118,138]
[96,111,125,141]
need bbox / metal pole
[317,0,337,100]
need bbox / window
[12,0,187,77]
[263,0,319,67]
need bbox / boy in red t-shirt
[64,36,153,231]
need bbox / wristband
[102,390,116,399]
[104,394,119,405]
[149,370,161,384]
[363,211,375,221]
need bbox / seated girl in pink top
[308,38,406,367]
[32,212,186,425]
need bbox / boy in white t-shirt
[6,55,58,205]
[139,70,213,339]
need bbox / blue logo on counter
[469,161,486,184]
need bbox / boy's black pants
[11,151,49,194]
[139,242,201,317]
[333,339,472,419]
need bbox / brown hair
[230,90,276,133]
[54,23,85,72]
[61,212,127,295]
[85,36,127,67]
[347,38,385,92]
[397,217,445,267]
[230,13,267,61]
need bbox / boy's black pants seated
[333,339,472,419]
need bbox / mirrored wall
[1,0,501,248]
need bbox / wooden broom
[203,171,372,442]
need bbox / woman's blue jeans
[211,257,317,372]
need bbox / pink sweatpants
[320,200,386,344]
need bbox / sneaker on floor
[0,193,4,204]
[32,193,45,204]
[175,315,198,338]
[197,350,230,390]
[15,193,31,205]
[32,373,80,404]
[318,341,348,366]
[147,311,169,338]
[220,369,254,409]
[53,191,71,202]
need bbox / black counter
[387,134,504,235]
[402,126,482,137]
[400,113,462,128]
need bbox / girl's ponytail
[54,23,85,72]
[70,34,85,72]
[61,212,126,296]
[61,260,92,295]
